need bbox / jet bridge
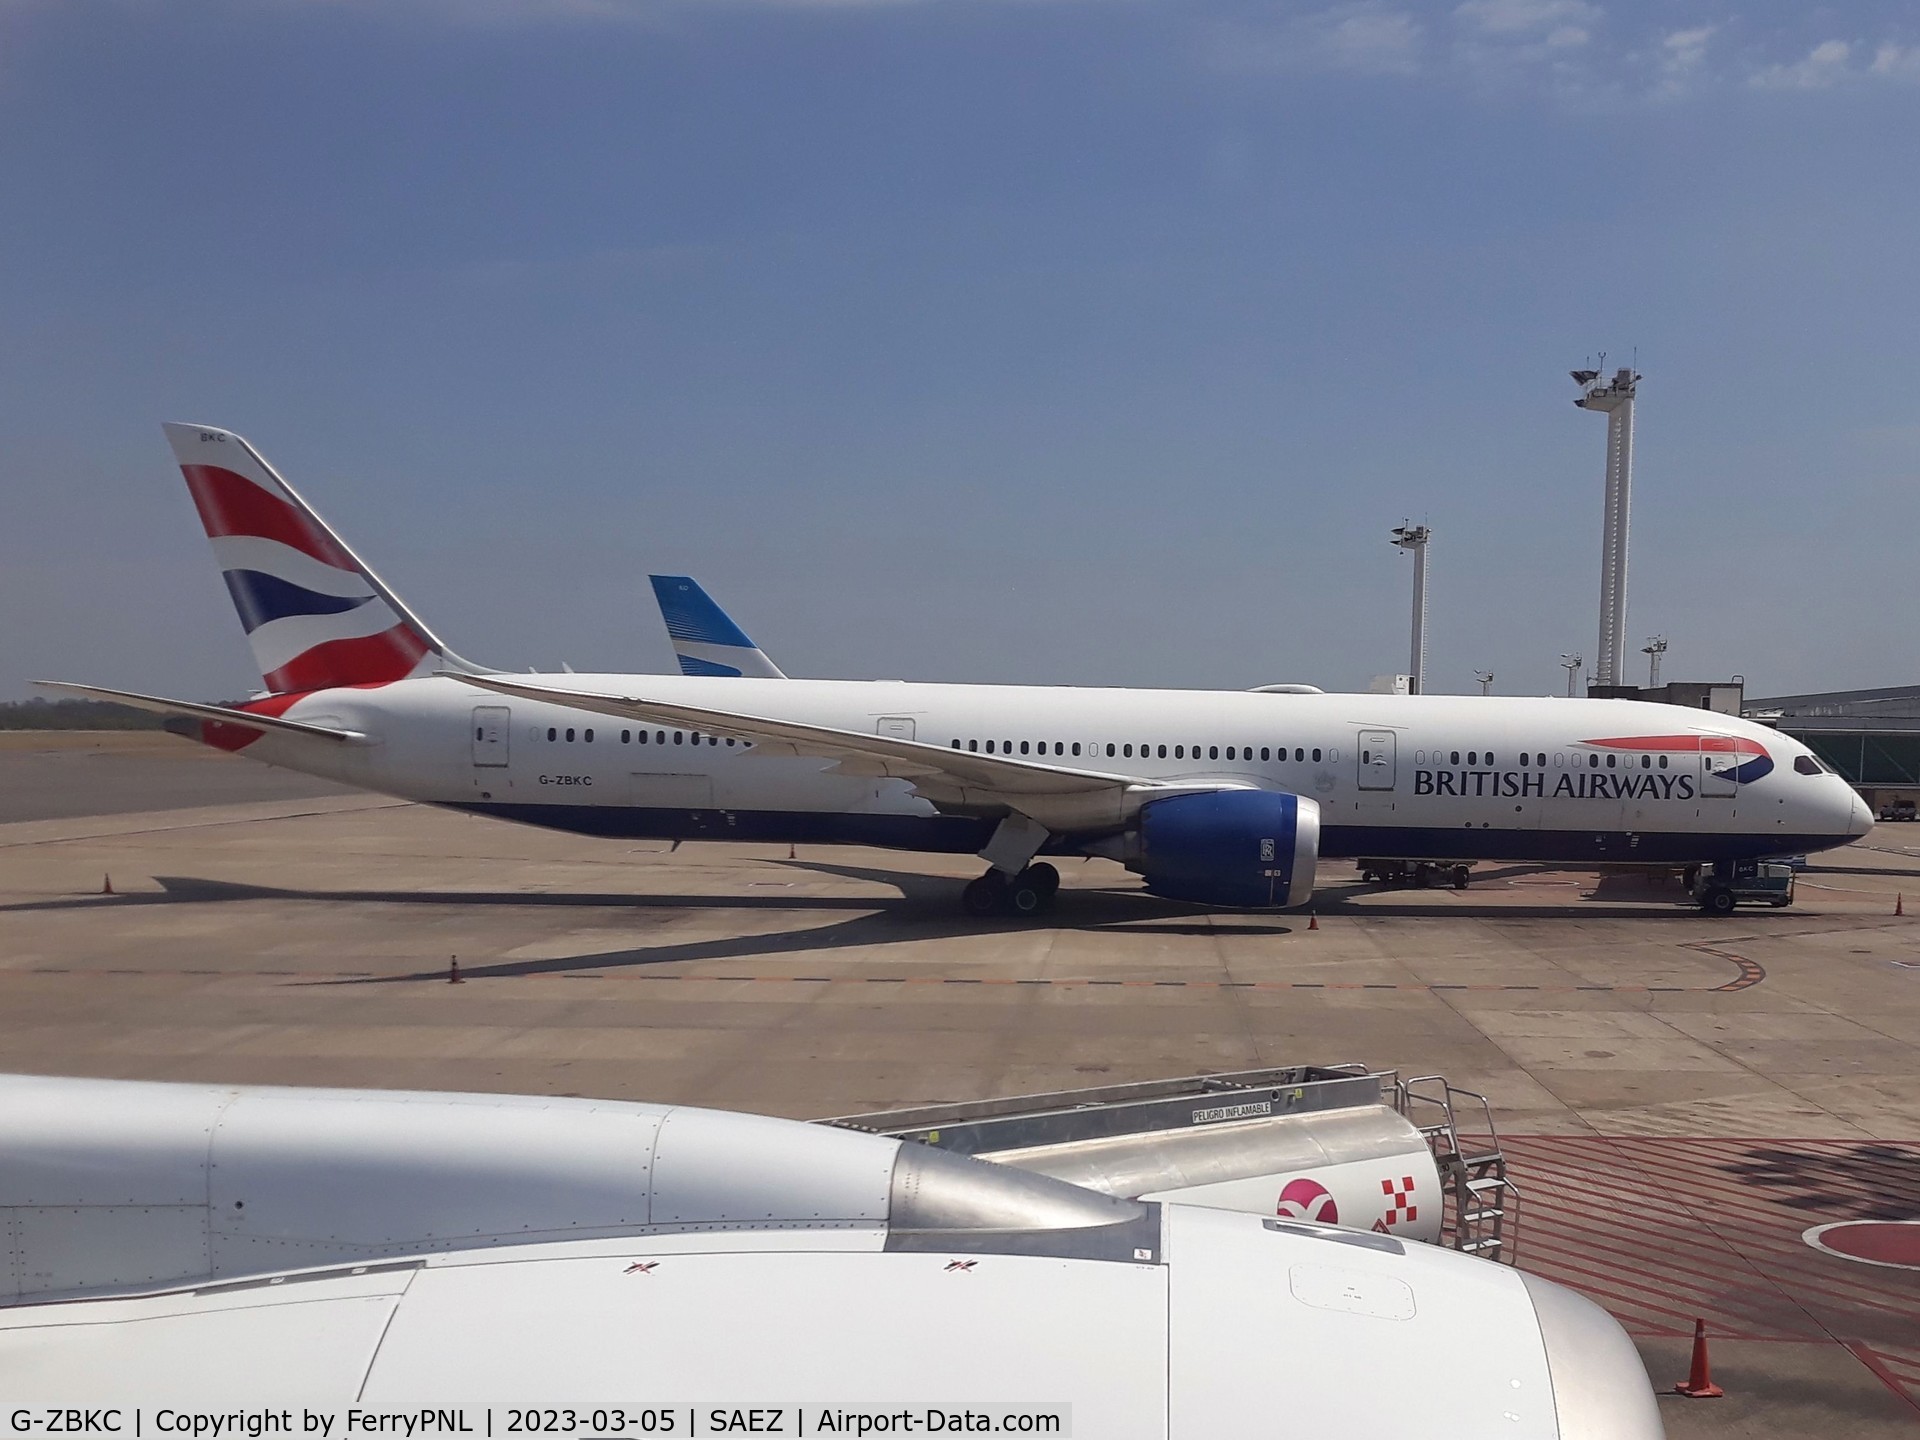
[826,1064,1519,1260]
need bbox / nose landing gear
[962,863,1061,918]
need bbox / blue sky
[3,0,1917,702]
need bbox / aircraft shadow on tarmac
[1715,1142,1920,1222]
[32,870,1293,983]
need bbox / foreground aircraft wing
[649,575,788,679]
[449,674,1249,830]
[33,681,369,743]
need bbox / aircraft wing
[449,673,1251,830]
[33,681,370,743]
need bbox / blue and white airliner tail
[649,575,787,679]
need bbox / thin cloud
[1750,39,1854,90]
[1660,25,1712,75]
[1453,0,1596,38]
[1869,42,1920,81]
[1204,4,1423,79]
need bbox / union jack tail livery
[164,423,471,694]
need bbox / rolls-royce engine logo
[1260,838,1276,862]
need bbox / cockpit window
[1793,755,1825,776]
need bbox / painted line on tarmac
[17,963,1765,993]
[1678,942,1768,991]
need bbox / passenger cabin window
[1158,744,1168,759]
[1312,748,1322,763]
[1658,755,1668,769]
[1450,751,1460,765]
[584,729,594,743]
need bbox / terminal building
[1587,678,1920,819]
[1743,684,1920,820]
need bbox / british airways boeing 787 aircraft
[43,425,1872,917]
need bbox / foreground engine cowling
[1138,789,1321,909]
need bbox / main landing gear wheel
[962,864,1060,918]
[962,874,1007,917]
[1452,865,1470,891]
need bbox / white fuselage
[229,674,1870,866]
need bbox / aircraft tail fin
[163,423,480,695]
[648,575,787,679]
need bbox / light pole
[1572,363,1640,687]
[1642,635,1667,689]
[1390,523,1430,695]
[1474,671,1494,696]
[1560,653,1584,698]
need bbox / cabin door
[471,706,510,767]
[1700,736,1740,798]
[1357,730,1396,791]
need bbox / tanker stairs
[1399,1074,1521,1263]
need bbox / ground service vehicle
[1688,858,1795,914]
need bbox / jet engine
[1136,789,1321,908]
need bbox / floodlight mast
[1573,363,1639,687]
[1560,653,1584,699]
[1642,635,1667,688]
[1390,524,1431,695]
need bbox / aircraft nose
[1848,790,1875,838]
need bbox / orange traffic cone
[1898,893,1905,917]
[1673,1318,1724,1398]
[788,843,796,860]
[1307,912,1319,931]
[101,874,113,895]
[448,956,464,985]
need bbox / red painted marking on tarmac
[1513,1140,1920,1316]
[1807,1222,1920,1270]
[1506,1134,1920,1411]
[1680,942,1768,991]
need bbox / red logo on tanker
[1276,1178,1339,1223]
[1379,1175,1418,1228]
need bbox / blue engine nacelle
[1137,790,1321,909]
